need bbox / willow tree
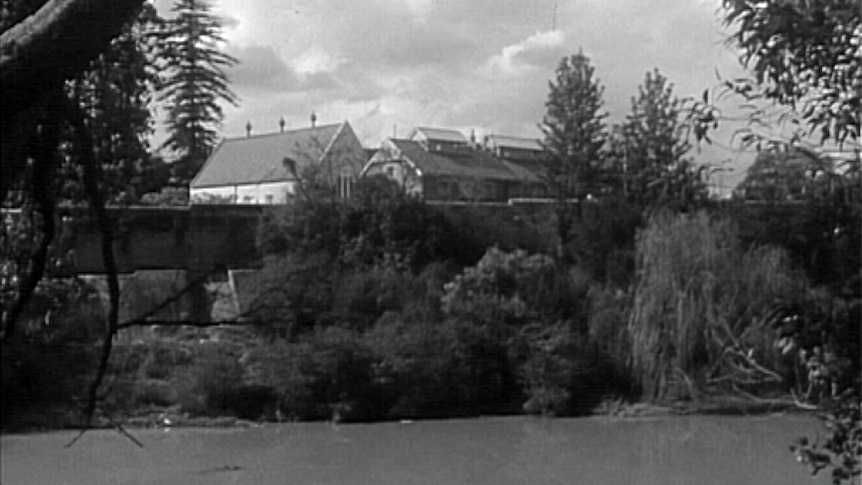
[158,0,238,183]
[539,52,607,260]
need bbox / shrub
[516,322,618,416]
[249,327,378,421]
[587,285,634,379]
[441,247,588,327]
[178,342,245,416]
[365,315,473,418]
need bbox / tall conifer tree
[615,69,703,204]
[158,0,238,183]
[539,53,607,259]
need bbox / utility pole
[552,2,557,30]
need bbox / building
[190,121,366,204]
[362,127,546,202]
[484,134,548,164]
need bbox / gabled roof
[410,127,469,144]
[191,123,344,188]
[486,134,544,151]
[386,139,540,182]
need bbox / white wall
[191,181,296,205]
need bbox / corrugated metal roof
[388,139,539,182]
[191,123,343,188]
[410,127,469,144]
[487,134,544,151]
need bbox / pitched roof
[410,127,469,144]
[387,139,540,182]
[191,123,344,188]
[486,134,544,151]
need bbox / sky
[154,0,757,193]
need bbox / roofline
[221,122,343,143]
[320,121,349,162]
[360,139,425,177]
[189,138,227,188]
[190,177,300,189]
[191,122,348,188]
[409,126,469,142]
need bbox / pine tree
[540,53,607,198]
[615,68,702,204]
[539,53,607,259]
[158,0,238,183]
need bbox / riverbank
[1,394,813,436]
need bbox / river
[0,414,829,485]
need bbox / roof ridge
[222,123,342,143]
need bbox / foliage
[791,402,861,485]
[563,197,642,285]
[540,53,608,194]
[248,327,378,421]
[62,4,168,204]
[709,4,862,468]
[1,1,163,346]
[177,341,244,415]
[721,0,861,146]
[365,316,472,418]
[540,52,608,259]
[327,255,420,330]
[733,146,840,201]
[0,208,106,343]
[138,186,190,205]
[612,69,707,205]
[628,210,809,401]
[517,321,618,416]
[773,292,861,484]
[441,247,588,327]
[157,0,238,183]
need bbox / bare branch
[66,96,121,442]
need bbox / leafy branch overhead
[720,0,860,146]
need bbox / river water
[1,414,830,485]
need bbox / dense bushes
[3,193,858,429]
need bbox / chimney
[279,117,286,133]
[246,121,252,137]
[310,112,317,128]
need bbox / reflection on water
[0,414,827,485]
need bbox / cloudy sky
[156,0,756,191]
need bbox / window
[265,194,274,204]
[385,166,396,178]
[338,173,354,199]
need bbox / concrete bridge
[64,204,263,273]
[58,204,265,326]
